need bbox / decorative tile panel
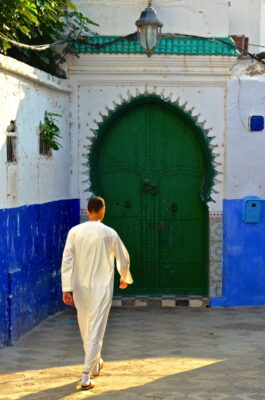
[209,211,223,297]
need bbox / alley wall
[212,71,265,307]
[0,55,79,346]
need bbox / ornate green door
[90,97,209,295]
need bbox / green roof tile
[71,35,238,56]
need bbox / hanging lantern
[135,6,163,57]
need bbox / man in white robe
[61,197,133,389]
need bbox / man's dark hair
[87,197,105,213]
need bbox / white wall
[74,0,229,37]
[74,0,265,50]
[226,76,265,199]
[261,0,265,50]
[227,0,265,52]
[0,55,74,209]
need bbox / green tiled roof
[72,35,238,56]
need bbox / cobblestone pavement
[1,306,265,399]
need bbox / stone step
[112,296,209,308]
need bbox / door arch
[90,95,215,295]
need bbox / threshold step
[112,296,209,308]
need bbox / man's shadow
[16,381,80,400]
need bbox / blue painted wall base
[0,199,80,347]
[210,199,265,307]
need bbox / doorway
[90,96,212,295]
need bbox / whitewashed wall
[73,0,265,47]
[74,0,229,37]
[68,53,236,212]
[226,73,265,199]
[0,55,74,209]
[228,0,265,52]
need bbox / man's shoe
[91,358,104,377]
[80,374,95,390]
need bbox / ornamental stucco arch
[80,89,223,298]
[84,90,220,204]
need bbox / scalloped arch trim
[86,90,220,203]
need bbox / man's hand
[119,279,128,289]
[62,291,73,305]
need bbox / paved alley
[1,306,265,400]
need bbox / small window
[39,136,52,156]
[6,120,17,163]
[6,136,17,163]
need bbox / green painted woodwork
[73,35,238,56]
[90,96,213,295]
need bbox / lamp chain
[148,0,152,7]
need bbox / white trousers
[73,287,112,374]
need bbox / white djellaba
[61,220,133,382]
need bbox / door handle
[157,223,165,231]
[142,182,150,192]
[171,203,177,213]
[150,184,158,195]
[124,200,131,208]
[142,182,159,195]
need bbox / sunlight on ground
[0,357,224,399]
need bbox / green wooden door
[91,98,209,295]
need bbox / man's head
[87,197,105,221]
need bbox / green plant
[0,0,98,77]
[39,111,62,151]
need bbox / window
[6,136,17,163]
[6,120,17,163]
[39,135,52,156]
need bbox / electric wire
[0,33,67,51]
[0,32,137,50]
[74,32,137,48]
[248,43,265,48]
[164,33,265,65]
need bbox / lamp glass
[138,25,161,53]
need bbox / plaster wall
[211,199,265,307]
[210,73,265,307]
[226,76,265,199]
[227,0,265,52]
[0,56,80,346]
[74,0,229,37]
[74,0,265,48]
[0,54,74,209]
[0,200,79,346]
[261,1,265,50]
